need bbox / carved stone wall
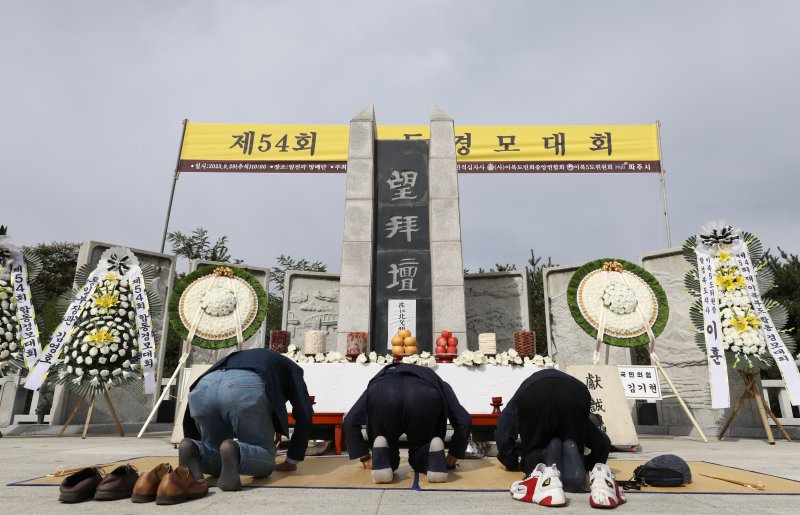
[640,248,761,433]
[464,271,530,352]
[282,271,340,353]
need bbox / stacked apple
[435,330,458,355]
[391,329,417,356]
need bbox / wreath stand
[58,384,124,439]
[718,371,793,445]
[138,350,190,438]
[600,345,709,443]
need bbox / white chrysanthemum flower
[533,355,545,366]
[89,347,98,357]
[100,370,109,377]
[75,368,84,376]
[356,353,368,364]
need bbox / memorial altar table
[296,363,545,414]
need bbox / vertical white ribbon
[8,249,42,370]
[226,276,245,352]
[735,247,800,406]
[130,266,157,395]
[25,271,103,391]
[695,248,730,409]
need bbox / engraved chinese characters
[373,140,432,352]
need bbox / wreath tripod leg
[82,396,96,439]
[103,386,124,437]
[58,396,85,437]
[137,351,190,438]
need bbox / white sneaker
[589,463,626,509]
[510,463,567,507]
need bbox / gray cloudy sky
[3,1,799,275]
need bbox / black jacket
[495,368,607,471]
[182,348,313,462]
[343,363,472,460]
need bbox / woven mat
[10,457,800,494]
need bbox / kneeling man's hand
[275,461,298,472]
[446,454,458,469]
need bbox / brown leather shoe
[59,467,103,503]
[131,463,172,503]
[155,466,209,505]
[95,464,139,500]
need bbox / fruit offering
[391,328,418,356]
[435,329,458,355]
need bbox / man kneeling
[344,362,471,483]
[180,348,313,490]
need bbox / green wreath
[567,258,669,348]
[169,265,267,350]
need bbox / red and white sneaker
[510,463,567,507]
[589,463,626,509]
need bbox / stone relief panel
[464,271,530,352]
[640,249,760,431]
[282,271,340,353]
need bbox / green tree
[21,242,80,337]
[266,255,327,336]
[526,251,556,356]
[764,248,799,341]
[166,227,240,263]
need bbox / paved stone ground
[0,433,798,514]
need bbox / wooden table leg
[58,396,85,437]
[334,424,342,455]
[82,397,96,439]
[103,388,124,437]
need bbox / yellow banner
[179,122,660,173]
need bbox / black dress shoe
[95,464,139,500]
[59,467,103,503]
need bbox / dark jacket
[182,348,313,463]
[495,368,607,471]
[343,363,472,460]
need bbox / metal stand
[718,371,792,444]
[58,385,124,439]
[138,351,190,438]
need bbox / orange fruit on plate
[404,345,417,355]
[391,336,404,346]
[397,329,412,338]
[392,345,405,355]
[403,336,416,346]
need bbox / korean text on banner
[178,122,661,174]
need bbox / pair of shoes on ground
[510,463,626,509]
[370,436,449,484]
[59,464,138,503]
[58,462,209,505]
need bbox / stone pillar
[336,105,376,353]
[428,105,467,346]
[185,259,269,367]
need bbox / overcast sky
[3,1,798,277]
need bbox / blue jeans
[187,369,276,477]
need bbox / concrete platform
[0,434,798,514]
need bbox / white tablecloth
[297,363,545,414]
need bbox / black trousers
[365,372,445,473]
[516,376,608,475]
